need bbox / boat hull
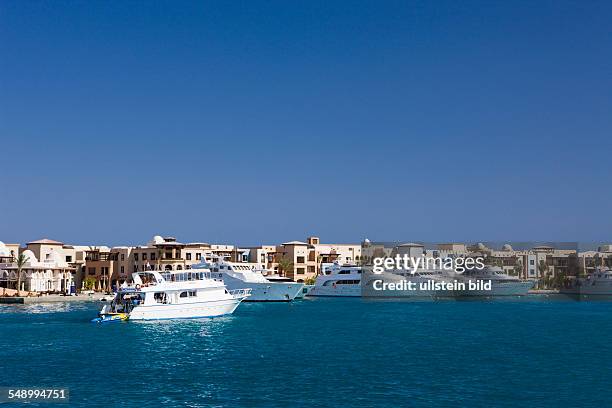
[127,298,242,320]
[308,285,361,297]
[295,284,314,298]
[223,276,303,301]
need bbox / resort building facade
[0,241,76,293]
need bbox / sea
[1,296,612,407]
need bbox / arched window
[164,265,172,271]
[177,265,183,270]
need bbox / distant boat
[309,263,362,297]
[94,270,250,321]
[447,266,534,296]
[570,268,612,295]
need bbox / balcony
[85,252,116,262]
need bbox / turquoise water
[1,296,612,407]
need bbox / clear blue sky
[1,1,611,247]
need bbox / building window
[65,256,72,262]
[297,268,305,274]
[307,266,315,273]
[88,267,96,275]
[530,260,534,265]
[196,253,201,260]
[186,253,192,260]
[121,254,125,261]
[297,256,305,263]
[134,265,138,272]
[142,253,147,261]
[120,266,124,274]
[134,254,139,261]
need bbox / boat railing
[229,288,252,298]
[160,271,215,282]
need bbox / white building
[0,242,75,293]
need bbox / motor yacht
[196,258,304,302]
[574,268,612,295]
[93,269,250,321]
[309,263,362,297]
[449,266,534,296]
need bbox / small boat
[91,313,128,323]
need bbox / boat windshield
[161,271,212,282]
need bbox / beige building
[275,241,316,282]
[262,236,362,282]
[0,241,76,293]
[82,236,215,291]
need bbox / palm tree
[513,259,523,277]
[538,260,549,289]
[15,253,30,294]
[277,258,294,277]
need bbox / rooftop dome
[152,235,165,245]
[502,244,513,251]
[21,249,37,264]
[0,241,8,257]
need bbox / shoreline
[0,293,108,304]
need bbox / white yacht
[574,268,612,295]
[309,263,362,297]
[94,269,250,321]
[198,258,304,302]
[450,266,534,296]
[310,263,453,297]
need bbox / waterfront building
[485,245,577,281]
[274,240,316,282]
[0,239,92,293]
[244,245,277,271]
[0,244,75,293]
[269,237,361,282]
[311,237,361,265]
[83,247,119,291]
[82,236,218,290]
